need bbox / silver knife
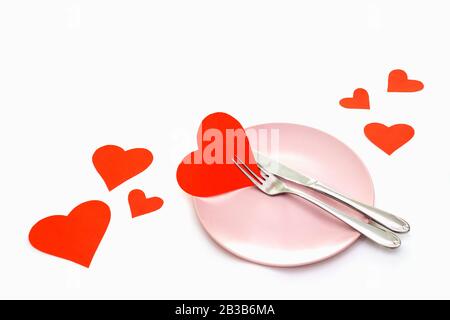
[255,152,410,233]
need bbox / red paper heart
[93,145,153,191]
[29,200,111,268]
[128,189,164,218]
[177,112,259,197]
[364,123,415,155]
[387,69,424,92]
[339,88,370,109]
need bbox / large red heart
[29,200,111,268]
[339,88,370,109]
[128,189,164,218]
[364,123,415,155]
[93,145,153,191]
[387,69,424,92]
[177,112,259,197]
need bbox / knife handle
[310,183,410,233]
[285,186,401,249]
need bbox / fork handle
[285,186,401,249]
[310,182,410,233]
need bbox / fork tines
[232,156,265,185]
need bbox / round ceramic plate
[193,123,374,267]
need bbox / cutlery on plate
[233,157,401,249]
[255,152,410,234]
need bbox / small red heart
[29,200,111,268]
[93,145,153,191]
[339,88,370,109]
[177,112,259,197]
[128,189,164,218]
[387,69,424,92]
[364,123,415,155]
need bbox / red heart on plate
[93,145,153,191]
[177,112,259,197]
[339,88,370,109]
[387,69,424,92]
[128,189,164,218]
[29,200,111,268]
[364,123,415,155]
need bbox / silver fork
[233,157,401,249]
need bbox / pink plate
[193,123,374,267]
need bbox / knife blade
[255,152,318,186]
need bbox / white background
[0,1,449,299]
